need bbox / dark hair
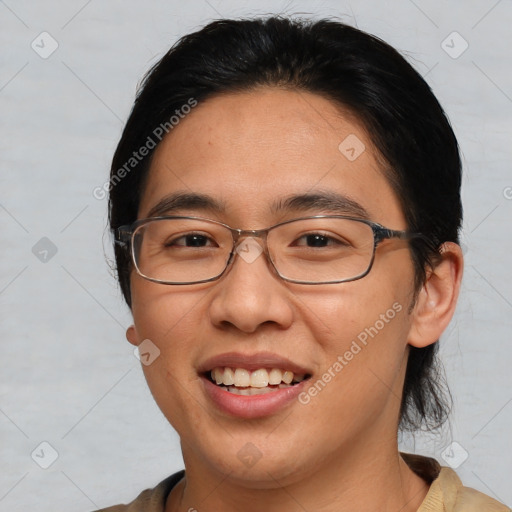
[108,16,461,432]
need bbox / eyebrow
[145,190,370,220]
[270,190,370,219]
[146,192,227,218]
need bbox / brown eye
[165,233,217,248]
[293,233,349,248]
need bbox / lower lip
[201,376,308,419]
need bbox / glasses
[114,215,427,285]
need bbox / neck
[166,437,430,512]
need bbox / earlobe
[126,324,140,346]
[408,242,464,348]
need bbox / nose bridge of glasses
[231,227,269,247]
[227,228,272,271]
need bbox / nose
[207,236,294,334]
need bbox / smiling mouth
[206,367,311,396]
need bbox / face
[127,88,419,487]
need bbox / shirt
[94,452,510,511]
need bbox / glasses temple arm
[113,226,132,247]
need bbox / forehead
[139,88,405,228]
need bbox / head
[108,17,463,483]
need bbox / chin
[183,428,316,488]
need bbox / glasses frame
[114,214,429,285]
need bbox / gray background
[1,1,511,510]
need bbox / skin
[125,88,464,512]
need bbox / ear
[408,242,464,348]
[126,324,141,346]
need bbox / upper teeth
[210,367,306,388]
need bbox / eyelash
[166,232,347,248]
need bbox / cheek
[310,290,410,392]
[294,253,414,405]
[303,263,413,353]
[132,287,212,433]
[130,280,213,389]
[296,293,411,439]
[131,278,211,340]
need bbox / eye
[293,233,349,248]
[165,232,218,248]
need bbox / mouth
[198,352,312,418]
[205,366,310,396]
